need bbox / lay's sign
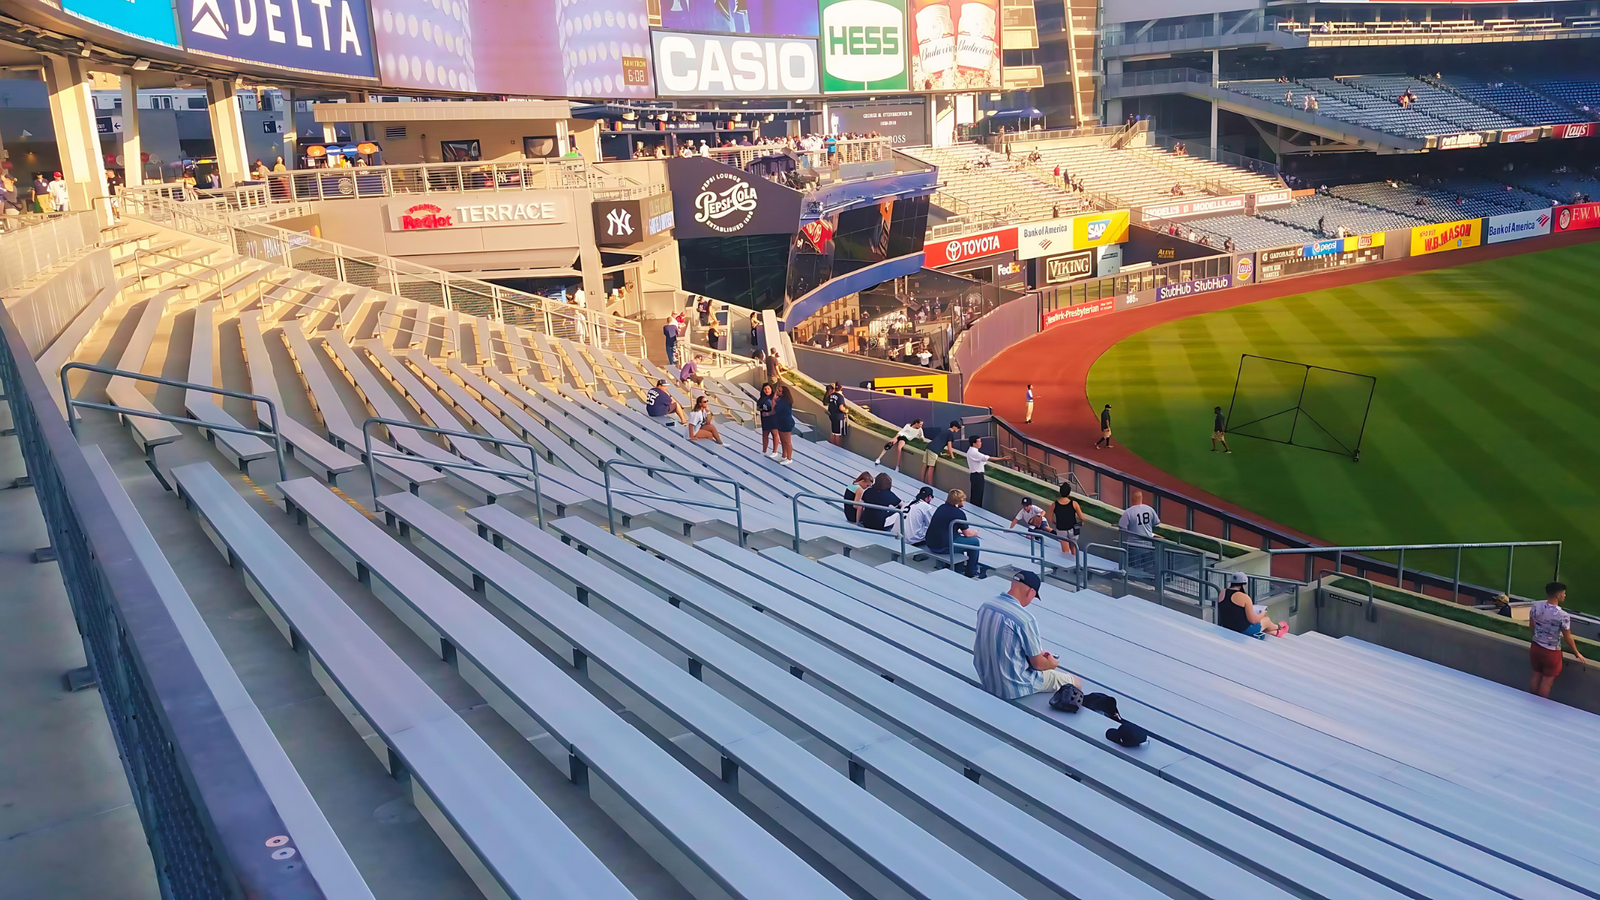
[1410,218,1481,257]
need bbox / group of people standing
[0,172,69,215]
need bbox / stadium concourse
[5,197,1600,900]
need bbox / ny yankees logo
[606,208,634,237]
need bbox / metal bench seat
[459,505,1164,900]
[170,462,636,900]
[85,448,374,899]
[38,281,121,410]
[238,311,363,484]
[106,291,183,448]
[563,521,1304,900]
[185,302,276,469]
[278,479,850,900]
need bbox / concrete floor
[0,403,160,900]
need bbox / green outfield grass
[1087,243,1600,613]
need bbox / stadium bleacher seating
[14,204,1600,900]
[1440,77,1588,125]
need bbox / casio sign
[655,32,820,97]
[823,0,905,84]
[694,173,759,233]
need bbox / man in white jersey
[1117,489,1160,580]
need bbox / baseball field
[1086,242,1600,611]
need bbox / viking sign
[695,173,760,233]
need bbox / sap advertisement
[653,31,820,97]
[1016,210,1131,259]
[819,0,910,94]
[60,0,182,47]
[657,0,819,37]
[184,0,377,77]
[907,0,999,92]
[373,0,653,96]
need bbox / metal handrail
[791,490,907,561]
[943,517,1049,580]
[361,416,545,527]
[1315,569,1378,622]
[1268,540,1561,602]
[603,459,745,546]
[1151,539,1208,610]
[1083,542,1129,595]
[60,362,288,483]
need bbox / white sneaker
[768,452,782,460]
[779,458,793,466]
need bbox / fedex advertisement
[1485,209,1552,244]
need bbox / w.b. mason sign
[666,157,804,241]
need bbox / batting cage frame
[1224,355,1376,461]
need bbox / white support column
[279,89,298,169]
[119,71,142,187]
[43,55,111,226]
[206,78,250,186]
[1210,50,1220,160]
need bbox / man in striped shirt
[973,572,1081,700]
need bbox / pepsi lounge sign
[184,0,377,78]
[925,225,1018,267]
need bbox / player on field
[1211,406,1232,453]
[1095,404,1113,449]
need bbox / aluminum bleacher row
[24,216,1600,898]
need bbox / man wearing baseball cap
[973,571,1081,700]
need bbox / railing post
[1396,548,1405,592]
[1452,547,1462,605]
[1505,547,1515,597]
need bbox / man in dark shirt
[825,383,847,446]
[926,489,981,577]
[921,420,962,483]
[1095,405,1113,449]
[1211,405,1231,453]
[645,379,685,425]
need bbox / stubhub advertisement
[1016,209,1130,260]
[183,0,378,77]
[1485,209,1552,245]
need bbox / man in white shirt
[1117,489,1160,579]
[964,437,992,507]
[905,487,937,546]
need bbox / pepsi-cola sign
[924,225,1018,267]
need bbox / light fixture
[131,59,150,71]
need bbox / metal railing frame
[60,362,289,484]
[1151,539,1209,610]
[360,417,545,527]
[937,517,1048,580]
[792,491,908,560]
[1315,569,1379,622]
[1267,540,1561,604]
[1082,542,1129,595]
[603,459,745,546]
[0,300,325,897]
[1201,569,1306,623]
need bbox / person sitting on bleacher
[927,489,981,577]
[974,571,1082,701]
[645,379,686,425]
[677,355,704,387]
[1218,572,1289,638]
[860,473,903,532]
[686,396,723,445]
[843,472,872,524]
[905,487,937,546]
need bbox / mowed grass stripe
[1088,242,1600,610]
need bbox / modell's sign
[1140,194,1246,222]
[923,225,1018,266]
[385,193,573,232]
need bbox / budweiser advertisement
[1553,123,1597,140]
[923,225,1018,266]
[1041,298,1115,330]
[908,0,1000,92]
[1140,195,1246,222]
[1554,202,1600,233]
[1409,218,1480,256]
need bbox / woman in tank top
[1219,573,1288,638]
[1051,486,1083,556]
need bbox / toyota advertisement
[372,0,653,96]
[907,0,1000,92]
[923,225,1017,267]
[653,31,820,97]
